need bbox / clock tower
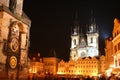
[0,0,31,79]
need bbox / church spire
[88,9,97,33]
[73,12,79,35]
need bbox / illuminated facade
[58,56,106,77]
[112,18,120,74]
[104,37,114,70]
[70,15,99,61]
[29,54,44,79]
[43,57,60,75]
[0,0,31,79]
[104,18,120,76]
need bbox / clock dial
[10,38,19,52]
[10,56,17,69]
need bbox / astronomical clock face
[7,22,20,70]
[9,37,19,52]
[10,56,17,69]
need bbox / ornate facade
[104,18,120,76]
[111,18,120,75]
[112,18,120,68]
[0,0,31,79]
[58,56,106,77]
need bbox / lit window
[118,43,120,50]
[115,60,117,67]
[114,45,117,53]
[119,59,120,66]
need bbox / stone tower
[0,0,31,79]
[70,13,80,61]
[86,11,99,57]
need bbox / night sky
[23,1,120,61]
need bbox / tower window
[74,39,76,45]
[9,0,17,11]
[91,37,93,43]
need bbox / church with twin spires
[57,12,106,77]
[70,13,99,61]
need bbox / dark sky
[23,1,120,61]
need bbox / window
[115,60,117,67]
[91,37,93,43]
[118,43,120,50]
[9,0,17,11]
[114,45,117,53]
[74,39,76,45]
[119,59,120,66]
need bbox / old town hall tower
[0,0,31,79]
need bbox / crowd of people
[30,73,120,80]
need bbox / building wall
[29,61,44,79]
[104,37,114,70]
[57,56,106,77]
[0,1,31,79]
[43,57,59,75]
[112,18,120,68]
[104,18,120,76]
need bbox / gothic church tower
[70,13,80,61]
[0,0,31,79]
[70,11,99,61]
[86,10,99,57]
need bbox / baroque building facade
[0,0,31,79]
[105,18,120,76]
[28,51,60,79]
[112,18,120,70]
